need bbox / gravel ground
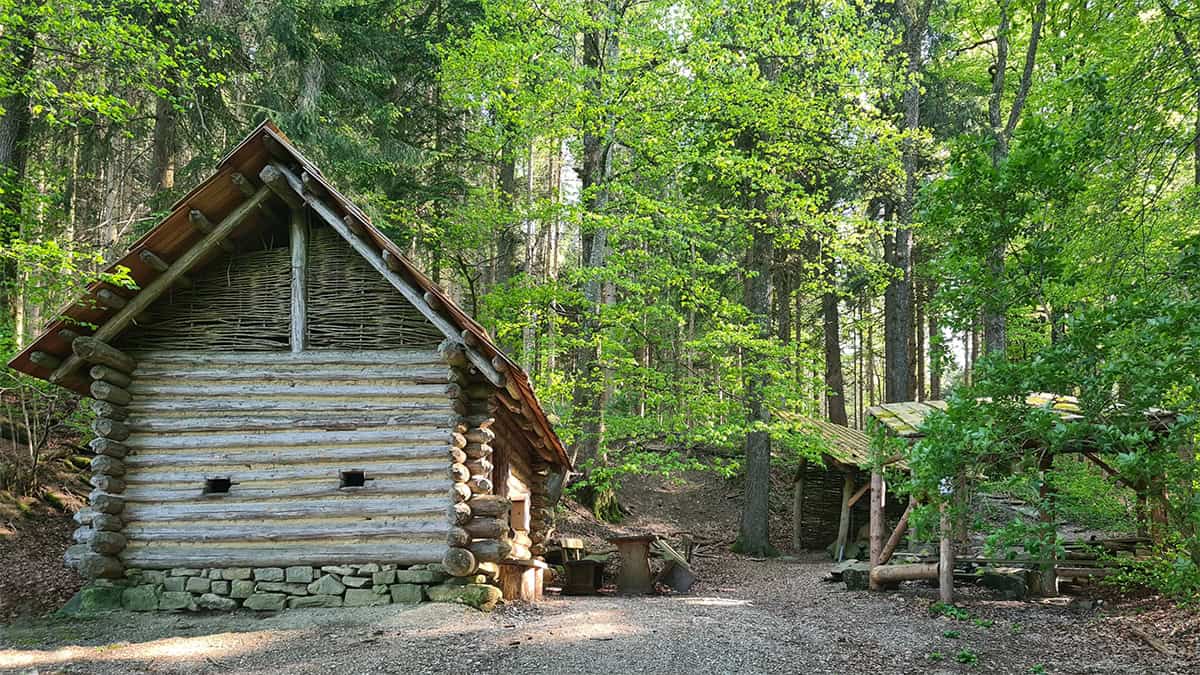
[1,553,1194,675]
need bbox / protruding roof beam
[48,185,273,384]
[188,209,237,254]
[138,250,193,290]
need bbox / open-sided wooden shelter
[865,394,1179,600]
[785,416,908,557]
[8,121,569,611]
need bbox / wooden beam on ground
[49,186,272,384]
[261,160,506,388]
[189,209,237,253]
[290,208,308,352]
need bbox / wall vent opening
[340,470,366,488]
[204,477,232,495]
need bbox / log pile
[67,336,137,579]
[440,338,512,580]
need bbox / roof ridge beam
[49,185,273,384]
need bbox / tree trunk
[928,309,942,399]
[496,143,518,286]
[735,56,781,558]
[737,213,775,557]
[151,95,177,192]
[569,4,619,520]
[823,255,848,426]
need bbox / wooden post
[289,207,308,352]
[1038,451,1058,596]
[834,472,854,561]
[868,470,884,590]
[939,501,954,603]
[791,459,806,551]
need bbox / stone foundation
[73,563,503,613]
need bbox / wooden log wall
[65,337,137,578]
[440,338,525,578]
[104,349,453,569]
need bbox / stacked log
[72,337,135,579]
[529,458,554,556]
[439,338,513,579]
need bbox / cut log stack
[528,459,554,556]
[68,336,136,579]
[440,339,513,579]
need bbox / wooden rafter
[49,185,273,384]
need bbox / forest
[1,0,1199,606]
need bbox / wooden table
[608,534,657,595]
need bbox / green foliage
[1109,536,1200,606]
[955,649,979,665]
[930,602,971,621]
[943,630,960,639]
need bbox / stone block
[372,570,396,585]
[254,568,285,582]
[342,576,370,588]
[231,579,255,599]
[73,586,124,614]
[842,562,873,591]
[122,585,160,612]
[373,584,389,595]
[285,566,314,583]
[321,565,354,576]
[357,563,381,574]
[980,567,1029,601]
[289,595,344,609]
[197,593,239,611]
[224,568,253,580]
[211,580,231,596]
[163,576,186,592]
[142,570,167,585]
[170,567,201,577]
[256,582,308,595]
[426,583,502,612]
[208,569,224,580]
[308,575,346,596]
[344,589,390,607]
[158,591,194,611]
[394,570,440,584]
[243,593,287,611]
[185,577,211,594]
[390,584,425,604]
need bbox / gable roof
[8,120,570,470]
[777,412,909,472]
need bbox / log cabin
[8,121,570,611]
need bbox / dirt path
[1,553,1192,675]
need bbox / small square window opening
[204,477,232,495]
[340,470,366,488]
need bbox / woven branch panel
[118,247,291,351]
[795,464,908,550]
[305,227,443,350]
